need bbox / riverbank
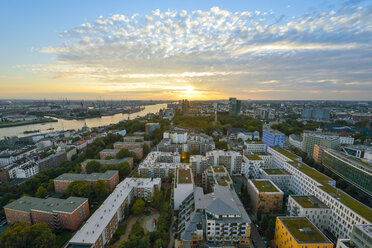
[0,118,57,129]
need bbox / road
[250,224,267,248]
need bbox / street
[251,224,267,248]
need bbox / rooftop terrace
[212,166,227,173]
[279,217,332,244]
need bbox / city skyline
[1,0,372,100]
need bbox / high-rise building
[229,97,241,116]
[302,131,340,157]
[320,148,372,196]
[182,99,190,115]
[301,108,331,121]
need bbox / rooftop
[291,196,328,209]
[54,170,118,182]
[212,166,227,173]
[279,217,332,244]
[271,146,300,161]
[246,154,262,160]
[319,184,372,222]
[177,168,192,184]
[4,196,87,213]
[262,169,287,175]
[288,161,333,185]
[251,180,280,193]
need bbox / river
[0,103,167,140]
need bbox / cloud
[19,3,372,100]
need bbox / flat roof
[263,169,287,175]
[100,149,120,153]
[177,168,192,184]
[212,166,227,173]
[54,170,118,182]
[82,158,133,165]
[288,161,333,185]
[252,180,280,193]
[4,196,87,213]
[279,217,332,244]
[246,154,262,160]
[291,196,328,209]
[271,146,300,161]
[124,136,144,139]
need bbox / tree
[118,162,131,180]
[47,179,54,193]
[65,181,91,199]
[260,215,269,231]
[116,149,132,159]
[150,190,163,210]
[86,160,101,173]
[133,172,140,178]
[190,148,199,155]
[167,172,174,183]
[142,144,151,156]
[265,218,276,240]
[94,180,109,203]
[35,186,48,198]
[0,222,56,248]
[131,199,145,215]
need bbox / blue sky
[0,0,371,100]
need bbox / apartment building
[99,148,143,160]
[173,168,194,210]
[302,131,340,158]
[321,148,372,196]
[248,179,284,213]
[205,150,243,175]
[113,141,143,150]
[245,141,267,154]
[337,224,372,248]
[123,136,144,142]
[54,170,119,193]
[287,195,330,232]
[81,157,134,172]
[262,126,285,148]
[138,151,184,178]
[202,165,233,193]
[274,216,334,248]
[4,196,89,230]
[268,146,372,239]
[242,153,266,178]
[145,122,160,136]
[67,177,160,248]
[259,168,291,192]
[178,185,251,247]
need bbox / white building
[242,154,265,178]
[138,151,185,178]
[205,150,243,175]
[14,163,39,179]
[67,177,160,247]
[163,130,188,144]
[244,141,266,154]
[259,168,291,192]
[173,168,194,210]
[268,146,372,240]
[289,134,303,150]
[287,195,330,232]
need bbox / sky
[0,0,372,100]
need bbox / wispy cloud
[18,3,372,99]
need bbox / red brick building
[4,196,89,230]
[54,170,119,194]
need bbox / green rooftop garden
[271,146,300,161]
[178,169,192,184]
[263,169,285,175]
[292,196,326,208]
[212,166,226,173]
[246,154,262,160]
[280,217,331,244]
[319,184,372,222]
[288,161,333,185]
[252,180,279,192]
